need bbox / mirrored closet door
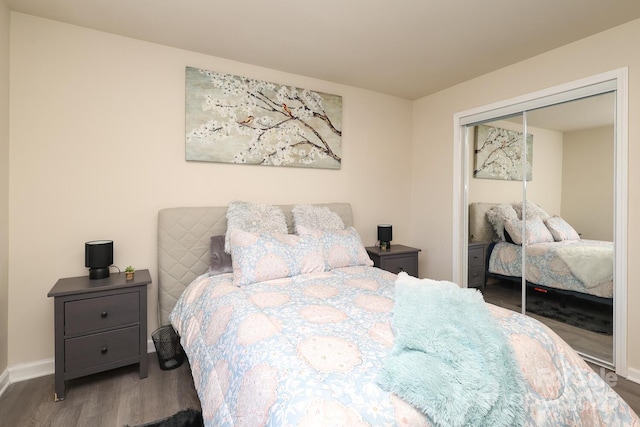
[465,91,616,367]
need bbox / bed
[469,202,614,304]
[159,202,637,426]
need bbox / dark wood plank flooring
[0,354,200,427]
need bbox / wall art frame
[474,124,533,181]
[185,67,342,169]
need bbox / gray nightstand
[366,244,421,277]
[47,269,151,401]
[468,242,487,289]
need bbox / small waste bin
[152,325,185,370]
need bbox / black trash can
[152,325,185,370]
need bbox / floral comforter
[170,266,637,426]
[489,239,613,298]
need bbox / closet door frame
[452,68,628,375]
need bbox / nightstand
[47,269,151,401]
[468,242,486,289]
[366,244,421,276]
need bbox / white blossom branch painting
[474,125,533,181]
[185,67,342,169]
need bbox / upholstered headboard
[157,203,353,325]
[468,202,500,243]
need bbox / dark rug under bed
[522,290,613,335]
[129,408,204,427]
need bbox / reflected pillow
[208,235,233,276]
[504,217,555,245]
[512,201,550,220]
[225,201,288,253]
[229,230,324,286]
[297,225,373,270]
[486,204,518,242]
[544,216,580,241]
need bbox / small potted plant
[124,265,135,281]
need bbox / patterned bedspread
[170,266,637,426]
[488,239,613,298]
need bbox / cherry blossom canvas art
[474,124,533,181]
[185,67,342,169]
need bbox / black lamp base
[89,267,110,280]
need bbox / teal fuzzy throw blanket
[377,273,525,427]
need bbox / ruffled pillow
[297,225,373,270]
[512,201,550,220]
[225,201,287,253]
[544,216,580,241]
[292,204,345,233]
[486,204,518,241]
[504,217,555,245]
[229,230,324,286]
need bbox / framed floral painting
[185,67,342,169]
[474,125,533,181]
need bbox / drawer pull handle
[101,311,108,318]
[101,347,108,354]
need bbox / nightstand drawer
[382,256,417,276]
[65,326,140,373]
[65,292,139,336]
[468,247,484,267]
[468,266,485,287]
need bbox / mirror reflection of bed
[470,198,614,363]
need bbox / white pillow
[225,201,287,253]
[544,216,580,241]
[504,217,555,245]
[292,204,344,233]
[486,204,518,242]
[512,201,550,220]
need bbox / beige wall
[468,120,564,216]
[412,19,640,372]
[8,13,413,365]
[562,126,614,241]
[0,0,9,375]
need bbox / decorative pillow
[297,225,373,270]
[544,216,580,241]
[225,201,287,253]
[485,204,518,242]
[504,217,555,245]
[512,201,550,220]
[229,230,325,286]
[208,235,233,276]
[292,204,345,233]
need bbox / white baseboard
[0,340,156,399]
[624,366,640,384]
[0,367,9,397]
[9,358,54,383]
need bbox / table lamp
[85,240,113,279]
[378,224,392,250]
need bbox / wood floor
[1,342,639,426]
[0,354,200,427]
[482,278,613,363]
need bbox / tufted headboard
[157,203,353,325]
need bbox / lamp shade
[85,240,113,279]
[377,224,393,243]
